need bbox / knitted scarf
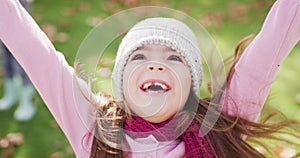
[124,115,215,158]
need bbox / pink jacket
[0,0,299,157]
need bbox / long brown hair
[87,35,300,158]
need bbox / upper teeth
[143,81,167,90]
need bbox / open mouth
[140,80,171,93]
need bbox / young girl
[0,0,299,157]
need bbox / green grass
[0,0,299,157]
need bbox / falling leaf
[61,7,76,17]
[41,24,57,42]
[109,0,119,3]
[88,55,100,64]
[2,147,15,158]
[123,0,139,7]
[252,1,266,11]
[59,20,71,29]
[0,138,9,148]
[198,15,212,27]
[99,58,114,67]
[55,32,69,43]
[32,14,42,23]
[109,0,139,7]
[54,140,63,148]
[86,16,104,27]
[102,2,122,13]
[295,94,300,104]
[50,152,64,158]
[0,133,23,158]
[98,67,112,77]
[77,2,90,11]
[252,1,273,11]
[148,0,168,6]
[275,143,297,158]
[228,2,250,23]
[229,2,249,15]
[6,133,24,146]
[179,3,192,13]
[199,11,226,27]
[65,145,74,154]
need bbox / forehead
[133,44,179,55]
[135,44,176,53]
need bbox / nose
[147,64,166,72]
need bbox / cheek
[122,64,147,105]
[123,63,140,82]
[172,66,192,90]
[122,65,138,95]
[175,67,192,105]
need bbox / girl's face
[122,44,192,123]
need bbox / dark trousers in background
[1,43,31,86]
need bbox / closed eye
[131,54,146,61]
[167,55,183,62]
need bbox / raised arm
[0,0,95,156]
[223,0,300,122]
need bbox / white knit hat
[112,17,203,98]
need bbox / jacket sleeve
[223,0,300,122]
[0,0,95,156]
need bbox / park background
[0,0,300,157]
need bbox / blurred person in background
[0,0,36,122]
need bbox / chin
[142,114,170,123]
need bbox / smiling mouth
[140,80,171,93]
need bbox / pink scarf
[124,115,215,158]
